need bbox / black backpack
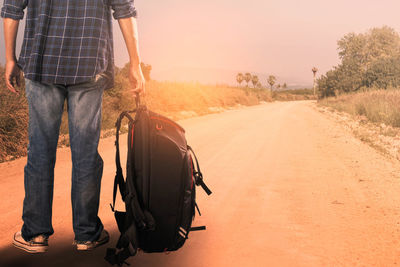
[105,99,212,266]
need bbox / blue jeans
[21,74,108,242]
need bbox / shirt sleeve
[1,0,28,20]
[106,0,137,20]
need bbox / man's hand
[5,60,22,94]
[129,63,145,95]
[3,17,21,94]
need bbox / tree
[236,73,244,87]
[317,69,340,97]
[251,75,259,88]
[267,75,276,91]
[282,83,287,89]
[244,73,252,87]
[277,84,281,90]
[338,26,400,69]
[364,56,400,89]
[140,62,152,81]
[318,26,400,96]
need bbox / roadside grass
[273,88,317,101]
[0,86,28,162]
[318,88,400,160]
[58,80,272,146]
[319,89,400,128]
[352,129,392,157]
[0,72,272,162]
[145,81,271,117]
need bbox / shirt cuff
[1,5,25,20]
[112,4,137,19]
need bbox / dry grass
[273,89,317,101]
[318,89,400,160]
[0,79,272,162]
[98,80,272,135]
[145,81,271,118]
[319,89,400,128]
[316,103,400,160]
[0,87,28,161]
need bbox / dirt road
[1,101,400,267]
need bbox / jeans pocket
[24,79,33,99]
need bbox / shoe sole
[13,239,48,253]
[75,234,110,251]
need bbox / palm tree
[244,73,252,87]
[236,73,244,87]
[312,67,318,96]
[251,75,259,88]
[267,75,276,91]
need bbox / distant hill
[152,66,312,89]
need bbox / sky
[1,0,400,86]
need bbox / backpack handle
[135,93,140,108]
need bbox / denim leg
[22,79,66,241]
[67,75,107,241]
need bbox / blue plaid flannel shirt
[1,0,137,86]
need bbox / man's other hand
[5,60,22,94]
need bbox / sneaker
[13,231,49,253]
[73,229,110,251]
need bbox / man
[1,0,145,253]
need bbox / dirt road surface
[1,101,400,267]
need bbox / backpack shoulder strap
[111,109,155,231]
[111,111,135,212]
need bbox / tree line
[236,72,287,91]
[318,26,400,97]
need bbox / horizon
[1,0,400,86]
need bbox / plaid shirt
[1,0,137,86]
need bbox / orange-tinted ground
[1,101,400,267]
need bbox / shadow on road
[0,240,112,267]
[0,231,182,267]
